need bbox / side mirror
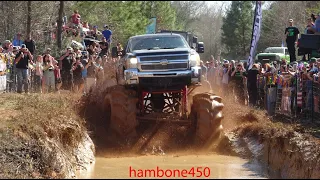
[197,42,204,53]
[193,36,198,44]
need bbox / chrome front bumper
[124,66,202,85]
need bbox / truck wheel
[103,85,139,145]
[190,93,224,147]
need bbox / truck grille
[140,63,188,70]
[140,55,189,62]
[258,56,276,63]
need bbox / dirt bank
[0,93,94,179]
[220,96,320,179]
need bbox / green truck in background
[255,47,290,65]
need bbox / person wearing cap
[14,44,33,93]
[2,40,12,53]
[59,47,74,90]
[102,25,112,45]
[91,25,101,40]
[13,33,23,47]
[285,19,300,63]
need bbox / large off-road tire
[103,85,138,144]
[190,93,224,148]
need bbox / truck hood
[131,48,191,56]
[257,53,283,57]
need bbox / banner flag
[247,1,262,70]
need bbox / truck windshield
[129,36,188,51]
[264,48,284,54]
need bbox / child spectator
[42,54,55,93]
[34,55,43,93]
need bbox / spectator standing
[42,54,55,93]
[306,58,318,112]
[263,63,277,116]
[13,33,24,47]
[102,25,112,45]
[99,40,108,57]
[94,56,104,84]
[231,62,247,105]
[314,13,320,34]
[34,55,43,93]
[72,56,84,93]
[2,40,13,53]
[24,34,36,55]
[220,60,231,97]
[247,64,260,107]
[15,44,33,94]
[86,55,96,89]
[305,17,316,34]
[200,60,208,81]
[284,19,300,63]
[71,10,81,28]
[53,59,62,93]
[59,47,74,90]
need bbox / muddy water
[77,153,267,179]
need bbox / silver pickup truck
[117,33,204,90]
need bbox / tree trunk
[27,1,32,37]
[57,1,64,51]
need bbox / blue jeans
[267,87,276,116]
[16,68,29,93]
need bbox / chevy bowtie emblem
[160,59,168,65]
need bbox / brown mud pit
[78,81,320,179]
[1,78,320,178]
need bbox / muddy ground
[1,80,320,178]
[0,93,94,178]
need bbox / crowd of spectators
[0,10,122,95]
[202,55,320,120]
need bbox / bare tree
[57,1,64,51]
[27,1,31,37]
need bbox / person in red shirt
[71,10,81,28]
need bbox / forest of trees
[0,1,318,60]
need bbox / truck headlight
[190,54,200,67]
[127,57,138,69]
[129,57,138,64]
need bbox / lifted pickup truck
[98,33,224,148]
[119,33,203,89]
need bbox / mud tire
[190,93,224,147]
[103,85,138,144]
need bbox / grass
[0,93,87,179]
